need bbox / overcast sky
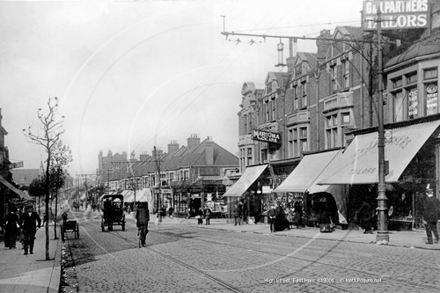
[1,0,365,178]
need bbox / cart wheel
[122,216,125,231]
[61,226,65,241]
[75,223,79,239]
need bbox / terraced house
[97,135,238,217]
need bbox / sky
[0,0,366,178]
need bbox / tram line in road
[72,211,440,293]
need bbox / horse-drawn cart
[100,194,126,232]
[61,220,79,241]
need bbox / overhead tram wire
[131,14,287,154]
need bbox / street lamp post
[375,9,389,244]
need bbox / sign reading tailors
[363,0,430,31]
[252,129,281,144]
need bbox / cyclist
[135,202,150,246]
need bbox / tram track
[75,214,440,293]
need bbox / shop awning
[0,175,31,200]
[125,188,152,203]
[274,150,340,193]
[319,119,440,185]
[223,164,268,197]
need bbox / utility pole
[374,9,389,245]
[153,146,164,223]
[107,167,113,193]
[76,173,96,205]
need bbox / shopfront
[318,117,440,229]
[223,164,268,222]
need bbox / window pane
[394,91,403,122]
[426,83,438,116]
[424,68,438,80]
[393,77,402,88]
[406,72,417,84]
[408,88,418,119]
[341,113,350,124]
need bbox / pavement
[0,213,438,293]
[0,223,61,293]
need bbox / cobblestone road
[63,212,440,293]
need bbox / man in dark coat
[135,202,150,246]
[423,188,440,244]
[20,205,41,255]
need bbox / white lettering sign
[363,0,429,31]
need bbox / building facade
[234,3,440,228]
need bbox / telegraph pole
[153,146,164,223]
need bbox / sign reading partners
[363,0,430,31]
[252,129,281,144]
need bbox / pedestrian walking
[135,202,150,246]
[267,206,276,232]
[20,205,41,255]
[233,204,242,226]
[4,208,20,249]
[423,187,440,244]
[196,207,204,225]
[356,200,375,234]
[204,205,212,225]
[292,201,303,229]
[168,206,174,218]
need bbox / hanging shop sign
[362,0,430,31]
[9,161,23,169]
[252,129,281,144]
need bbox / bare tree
[49,140,72,239]
[23,97,65,261]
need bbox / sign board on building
[252,129,281,144]
[363,0,430,31]
[9,161,23,169]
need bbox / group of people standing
[196,206,212,225]
[268,201,303,232]
[4,205,42,255]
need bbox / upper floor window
[301,82,307,108]
[331,65,338,92]
[293,86,299,110]
[272,100,276,121]
[343,60,349,88]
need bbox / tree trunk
[45,155,51,261]
[54,189,58,239]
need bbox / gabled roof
[334,26,363,40]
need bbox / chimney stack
[205,137,214,165]
[168,140,180,155]
[187,134,201,149]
